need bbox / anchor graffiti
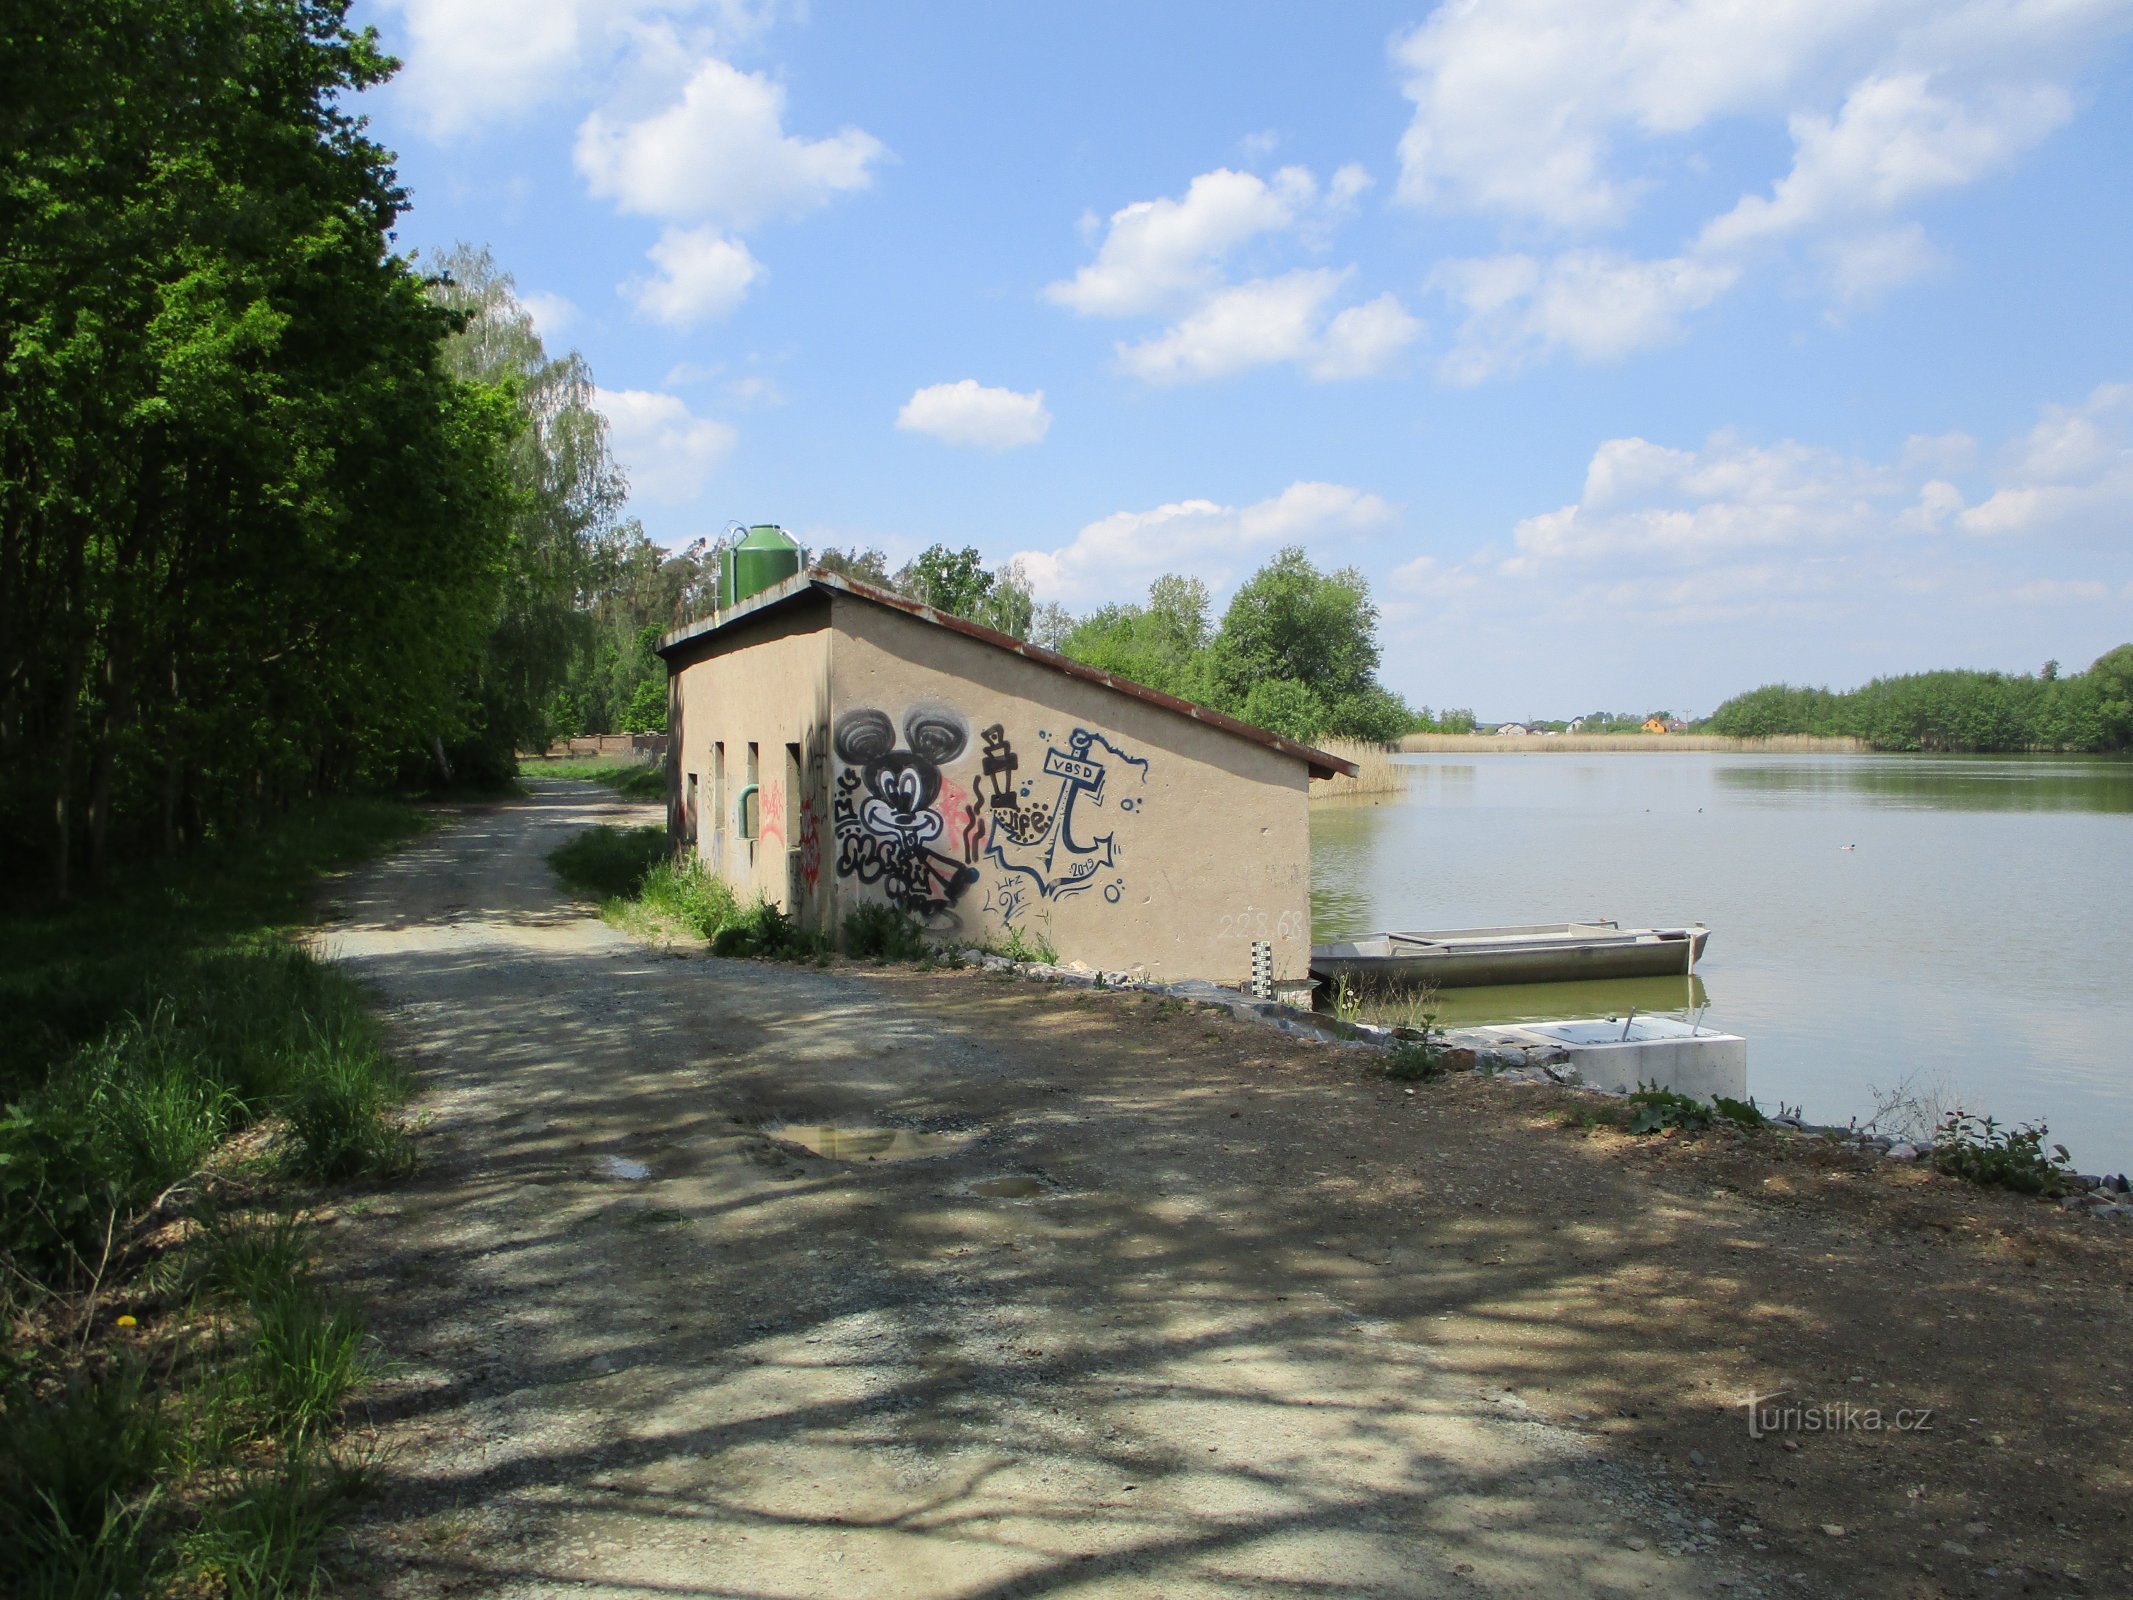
[982,726,1147,904]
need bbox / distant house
[1642,716,1670,734]
[655,568,1353,987]
[1567,717,1586,733]
[1496,722,1529,737]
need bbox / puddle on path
[767,1123,978,1162]
[968,1175,1049,1199]
[597,1155,652,1181]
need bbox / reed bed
[1309,738,1413,800]
[1396,732,1867,754]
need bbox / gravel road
[320,780,1769,1598]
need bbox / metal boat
[1311,920,1710,991]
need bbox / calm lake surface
[1310,753,2133,1170]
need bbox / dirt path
[321,783,2126,1599]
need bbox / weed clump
[1625,1086,1768,1135]
[842,902,929,961]
[1930,1113,2072,1195]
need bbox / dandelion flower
[116,1314,137,1328]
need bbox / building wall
[665,598,834,927]
[825,594,1313,983]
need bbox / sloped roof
[657,569,1358,780]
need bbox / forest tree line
[0,2,693,900]
[1704,650,2133,751]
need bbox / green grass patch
[524,756,667,801]
[548,824,671,904]
[0,795,423,1598]
[547,825,838,962]
[0,1215,381,1600]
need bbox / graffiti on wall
[831,706,982,919]
[979,724,1148,911]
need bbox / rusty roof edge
[657,569,1360,780]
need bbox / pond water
[1311,753,2133,1170]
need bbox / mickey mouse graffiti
[830,705,982,920]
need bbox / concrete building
[655,570,1353,990]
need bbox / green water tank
[718,524,802,609]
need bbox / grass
[546,824,830,960]
[523,755,667,802]
[548,824,671,903]
[981,920,1057,965]
[0,796,425,1597]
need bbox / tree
[1703,649,2133,752]
[1209,548,1382,708]
[1056,575,1217,702]
[427,245,631,778]
[0,0,517,896]
[894,545,1034,637]
[1238,680,1324,743]
[1207,548,1410,740]
[814,545,894,586]
[2092,645,2133,749]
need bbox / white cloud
[1392,1,2132,373]
[1434,250,1739,383]
[1413,385,2133,623]
[1309,293,1427,380]
[576,53,886,229]
[1821,224,1945,307]
[896,380,1053,451]
[384,0,787,138]
[1044,166,1319,317]
[1013,481,1394,603]
[1958,383,2133,538]
[596,386,736,503]
[386,0,591,138]
[629,226,763,325]
[1048,164,1417,385]
[519,290,578,339]
[724,374,786,408]
[1699,74,2071,254]
[1117,272,1423,385]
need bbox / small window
[712,742,725,838]
[742,742,761,841]
[684,772,699,844]
[784,742,801,844]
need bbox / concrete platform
[1470,1015,1748,1100]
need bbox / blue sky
[355,0,2133,719]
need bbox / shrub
[1628,1086,1714,1134]
[1930,1113,2072,1195]
[1385,1038,1446,1082]
[711,898,826,960]
[842,902,929,961]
